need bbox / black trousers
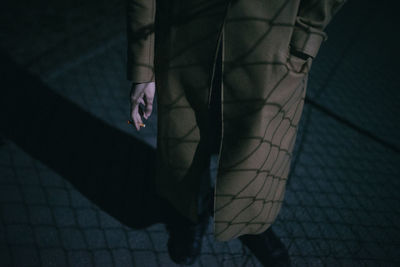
[197,40,223,217]
[208,40,223,154]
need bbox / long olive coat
[126,0,345,241]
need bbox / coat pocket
[286,51,313,75]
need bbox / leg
[166,38,223,265]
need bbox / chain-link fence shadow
[1,0,399,266]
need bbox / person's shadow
[0,52,176,229]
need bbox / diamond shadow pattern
[1,0,400,266]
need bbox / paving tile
[28,205,54,225]
[53,207,76,227]
[22,186,47,205]
[38,170,65,187]
[0,167,15,184]
[127,230,152,250]
[46,188,70,206]
[0,248,13,267]
[93,250,114,267]
[67,250,93,267]
[60,228,87,250]
[76,208,98,228]
[84,228,107,250]
[11,246,40,267]
[6,224,36,245]
[40,248,68,267]
[35,226,61,248]
[134,251,158,266]
[0,185,22,203]
[104,228,128,249]
[111,248,134,266]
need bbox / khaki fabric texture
[126,0,345,241]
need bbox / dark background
[0,0,399,266]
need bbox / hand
[129,81,155,131]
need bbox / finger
[143,95,154,119]
[130,104,141,131]
[144,103,153,119]
[130,90,144,106]
[130,102,137,123]
[138,97,145,106]
[134,111,143,131]
[128,117,140,131]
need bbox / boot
[165,208,210,265]
[165,146,214,265]
[239,227,291,267]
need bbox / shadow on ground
[0,52,176,230]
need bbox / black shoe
[165,211,210,265]
[239,227,291,267]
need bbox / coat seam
[207,2,230,109]
[212,0,231,241]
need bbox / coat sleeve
[126,0,156,82]
[290,0,346,59]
